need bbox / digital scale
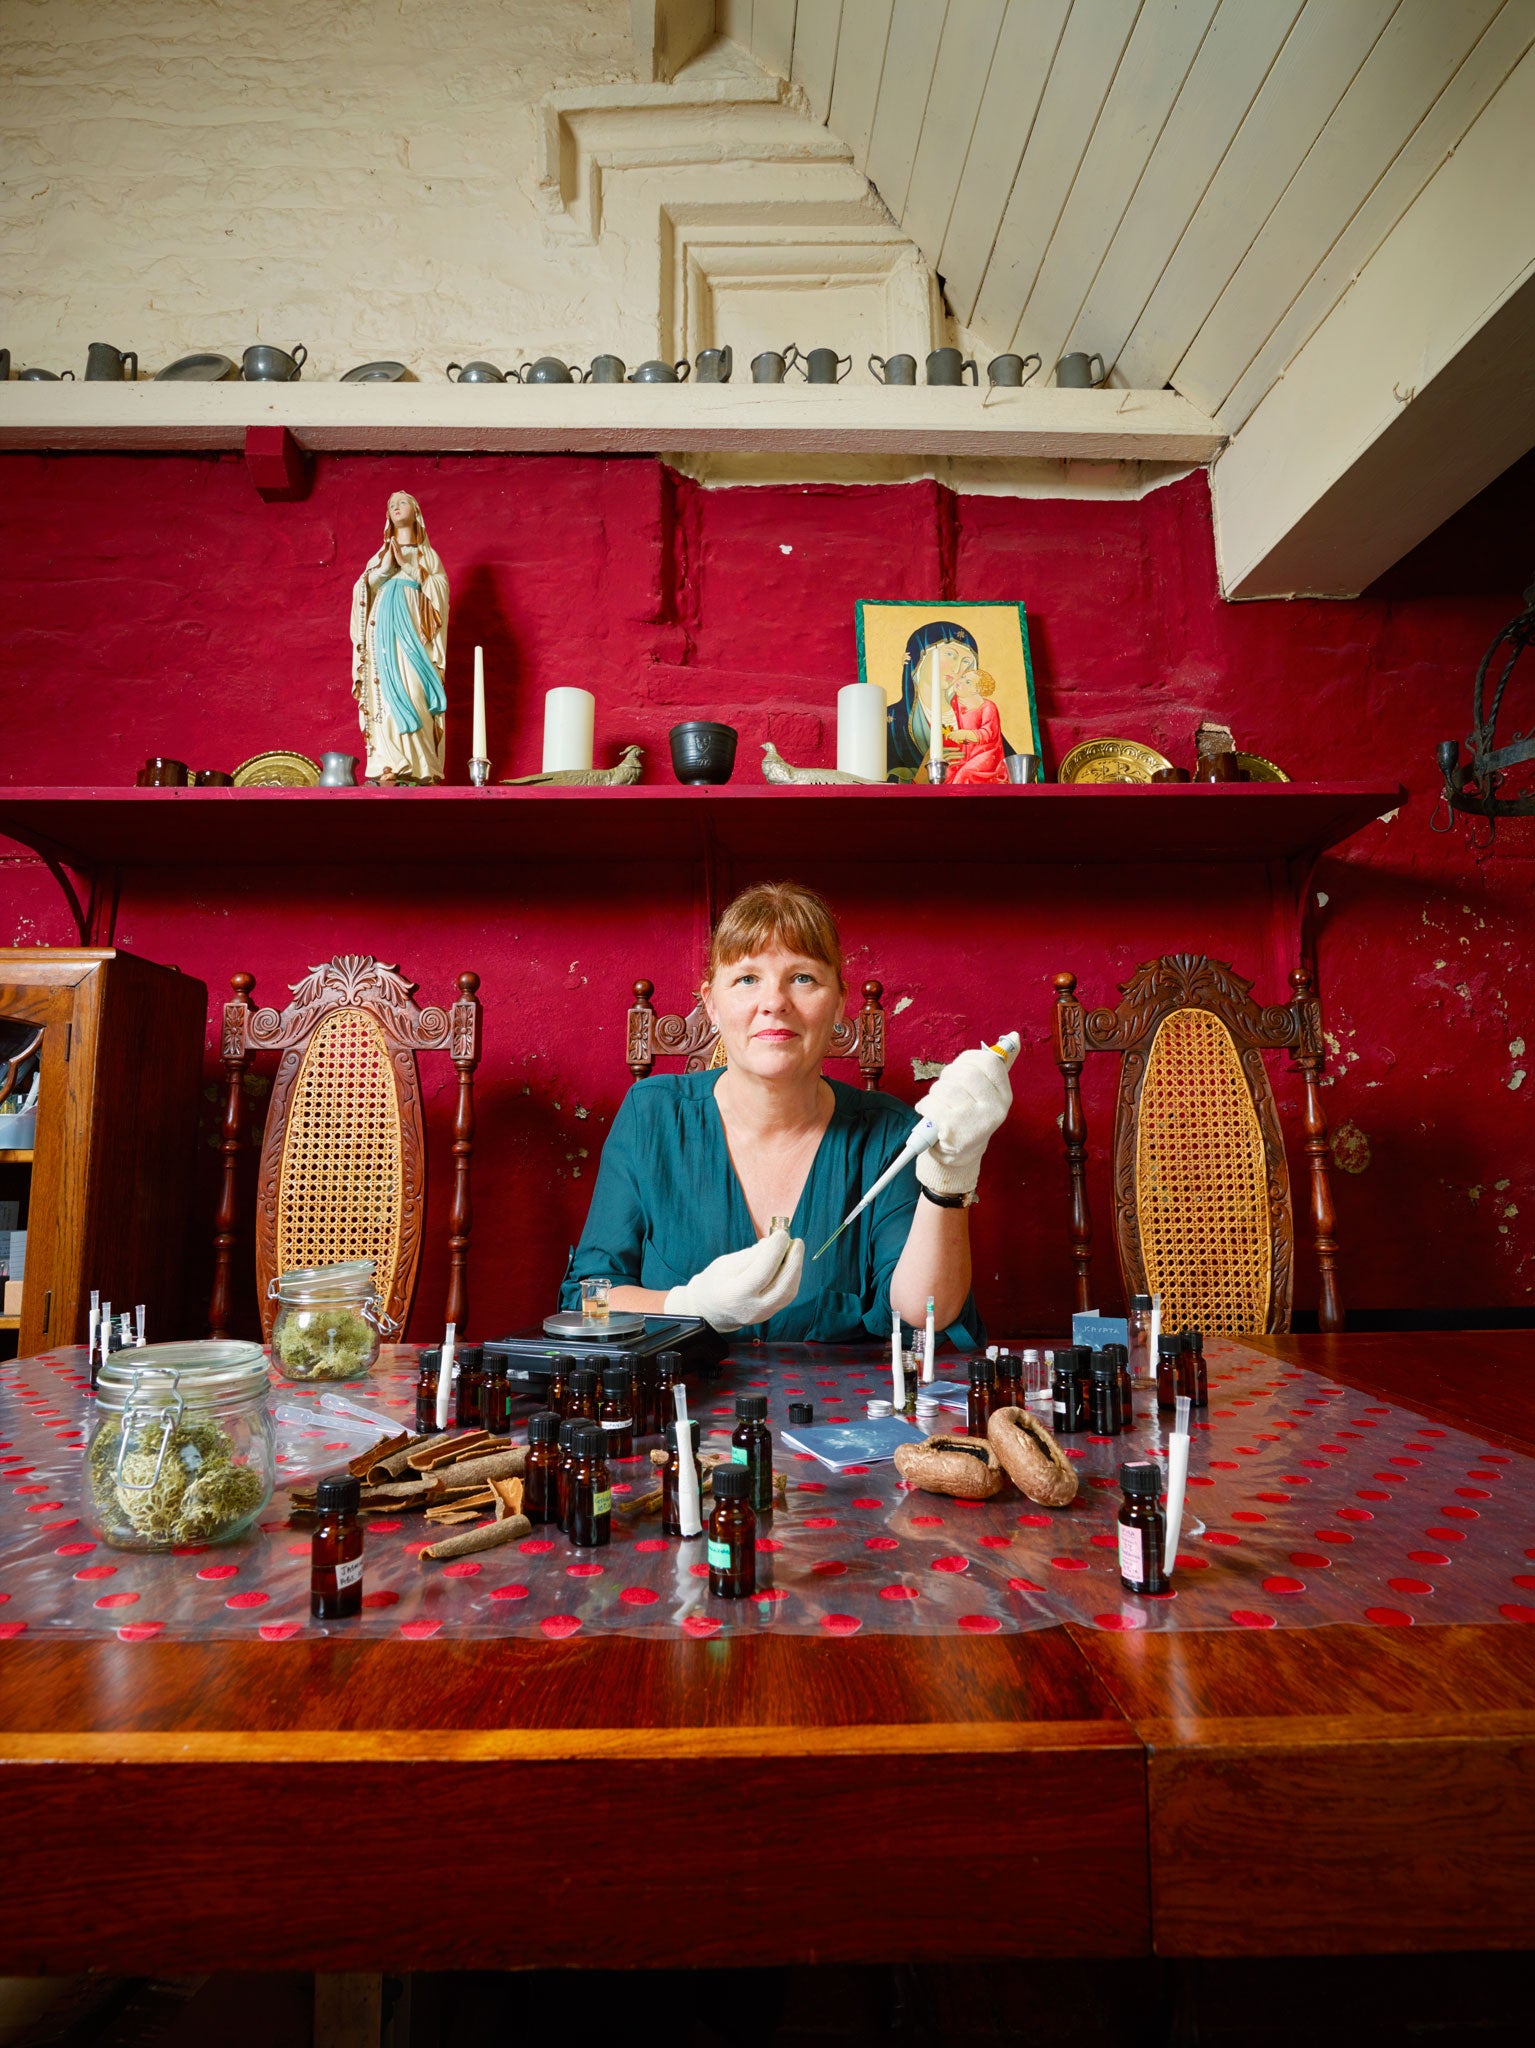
[481,1314,727,1402]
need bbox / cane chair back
[1051,955,1341,1335]
[626,978,887,1089]
[210,956,482,1342]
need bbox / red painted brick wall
[3,449,1530,1336]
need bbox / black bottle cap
[736,1393,768,1421]
[1061,1344,1091,1368]
[485,1356,508,1379]
[788,1402,813,1425]
[570,1366,599,1393]
[576,1423,608,1456]
[316,1474,361,1516]
[968,1357,996,1385]
[1101,1343,1128,1365]
[656,1350,682,1374]
[528,1410,561,1444]
[1090,1355,1118,1378]
[1187,1328,1205,1350]
[664,1418,700,1454]
[712,1464,750,1500]
[1157,1334,1184,1356]
[1120,1461,1162,1496]
[558,1419,576,1448]
[1131,1292,1153,1310]
[556,1353,578,1369]
[601,1362,631,1394]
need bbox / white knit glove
[914,1046,1013,1198]
[664,1229,805,1333]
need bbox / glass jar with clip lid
[86,1340,275,1551]
[268,1258,397,1382]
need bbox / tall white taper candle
[472,645,487,762]
[929,657,942,780]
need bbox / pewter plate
[541,1310,646,1342]
[155,353,238,383]
[341,360,412,383]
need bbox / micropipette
[811,1031,1020,1260]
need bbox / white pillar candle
[929,658,942,780]
[837,682,886,782]
[891,1309,905,1410]
[542,687,595,773]
[922,1296,935,1383]
[472,645,487,762]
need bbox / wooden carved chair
[626,978,887,1088]
[1051,955,1341,1335]
[210,955,482,1341]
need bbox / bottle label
[1053,1399,1066,1417]
[1118,1523,1144,1585]
[592,1490,612,1517]
[336,1555,363,1590]
[600,1417,629,1431]
[731,1446,748,1464]
[707,1538,732,1571]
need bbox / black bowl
[669,721,738,785]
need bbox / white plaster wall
[0,0,655,378]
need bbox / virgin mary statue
[350,490,450,784]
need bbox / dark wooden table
[1,1333,1531,1971]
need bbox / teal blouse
[560,1071,981,1346]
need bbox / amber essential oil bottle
[708,1463,756,1597]
[731,1393,773,1517]
[481,1357,512,1436]
[556,1418,579,1533]
[1089,1354,1124,1435]
[1106,1342,1134,1423]
[654,1350,683,1434]
[569,1423,612,1548]
[545,1353,574,1418]
[599,1362,634,1459]
[662,1417,701,1537]
[524,1410,561,1524]
[995,1349,1023,1410]
[454,1345,484,1430]
[967,1355,998,1434]
[1117,1460,1168,1595]
[1156,1333,1182,1411]
[566,1365,599,1423]
[311,1474,364,1619]
[1183,1329,1209,1409]
[415,1350,440,1433]
[1052,1355,1086,1433]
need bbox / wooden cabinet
[0,950,205,1358]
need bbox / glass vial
[481,1357,512,1436]
[1090,1355,1124,1435]
[311,1474,363,1619]
[1156,1334,1182,1412]
[708,1463,756,1597]
[967,1355,998,1435]
[731,1393,774,1518]
[1052,1354,1086,1434]
[599,1362,634,1458]
[662,1417,701,1537]
[1127,1293,1155,1388]
[1117,1460,1168,1594]
[524,1410,561,1524]
[569,1423,612,1548]
[566,1366,599,1423]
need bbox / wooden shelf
[0,1151,34,1165]
[0,782,1403,873]
[0,382,1223,464]
[0,1317,20,1332]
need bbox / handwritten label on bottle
[707,1538,732,1571]
[592,1489,612,1517]
[337,1556,363,1590]
[1117,1524,1143,1585]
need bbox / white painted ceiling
[719,0,1535,431]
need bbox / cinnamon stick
[425,1446,527,1489]
[409,1431,497,1473]
[422,1514,532,1560]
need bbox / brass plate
[1235,751,1289,782]
[1057,737,1173,785]
[232,750,322,788]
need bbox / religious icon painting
[854,601,1041,784]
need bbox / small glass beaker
[581,1276,611,1325]
[768,1215,791,1235]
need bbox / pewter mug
[518,357,579,384]
[86,342,138,382]
[869,353,917,385]
[240,343,306,382]
[751,348,801,383]
[629,359,690,383]
[926,348,977,386]
[1055,351,1105,389]
[19,366,73,380]
[694,346,733,383]
[447,360,506,383]
[0,350,9,383]
[803,347,850,384]
[318,752,359,788]
[986,352,1041,388]
[588,354,626,384]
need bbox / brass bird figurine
[502,744,645,787]
[759,742,878,786]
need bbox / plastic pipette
[434,1321,457,1432]
[1163,1394,1192,1574]
[673,1382,703,1538]
[811,1031,1020,1260]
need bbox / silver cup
[694,346,733,383]
[588,354,626,383]
[85,342,139,382]
[986,353,1041,387]
[870,353,917,385]
[240,343,306,381]
[1055,351,1106,388]
[1004,752,1039,785]
[751,350,790,383]
[803,347,851,384]
[926,348,977,386]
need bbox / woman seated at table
[560,881,1012,1342]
